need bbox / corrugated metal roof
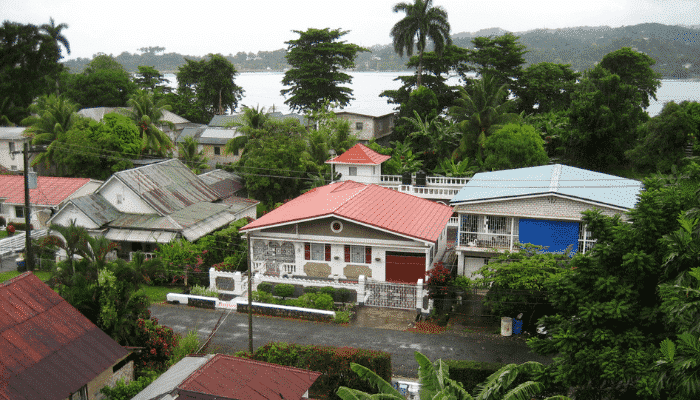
[169,202,231,228]
[78,107,190,125]
[241,181,453,243]
[0,127,27,140]
[198,169,243,199]
[105,229,178,243]
[0,175,95,206]
[450,164,644,209]
[69,194,121,226]
[335,109,395,118]
[0,273,128,400]
[132,355,214,400]
[177,354,321,400]
[110,159,219,215]
[108,213,182,230]
[326,143,391,165]
[209,112,308,127]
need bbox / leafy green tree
[461,33,527,87]
[174,54,243,123]
[49,113,139,179]
[565,65,649,171]
[282,28,367,113]
[482,123,549,171]
[178,136,209,174]
[598,47,662,109]
[391,85,440,143]
[123,90,174,156]
[224,105,271,157]
[0,21,63,123]
[229,118,317,205]
[133,65,171,95]
[434,157,478,177]
[517,62,580,115]
[383,140,423,174]
[403,110,458,171]
[42,220,91,274]
[65,54,136,108]
[40,18,70,94]
[22,94,78,169]
[528,169,700,399]
[390,0,452,87]
[627,101,700,174]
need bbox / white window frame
[350,245,366,263]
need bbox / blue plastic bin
[512,318,523,335]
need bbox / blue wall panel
[518,219,579,254]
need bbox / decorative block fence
[209,268,432,313]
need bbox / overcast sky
[3,0,699,60]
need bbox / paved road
[149,303,551,378]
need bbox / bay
[164,72,700,117]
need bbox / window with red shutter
[365,247,372,264]
[325,244,331,261]
[305,243,310,260]
[344,245,350,262]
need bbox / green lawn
[142,286,182,303]
[0,270,52,283]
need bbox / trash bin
[501,317,513,336]
[512,318,523,335]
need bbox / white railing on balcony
[380,175,470,187]
[280,263,297,275]
[378,175,469,200]
[459,232,517,250]
[448,217,459,227]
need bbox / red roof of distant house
[0,272,128,400]
[241,181,453,243]
[0,175,93,206]
[325,143,391,165]
[177,354,321,400]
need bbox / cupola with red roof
[325,143,390,184]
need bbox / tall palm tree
[450,75,520,161]
[224,105,270,156]
[40,220,90,275]
[390,0,452,87]
[22,94,78,169]
[124,90,174,156]
[178,136,210,174]
[40,17,70,59]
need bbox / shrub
[252,290,277,304]
[443,360,508,394]
[257,282,273,294]
[294,292,317,308]
[314,293,334,310]
[247,342,392,400]
[100,375,157,400]
[273,283,295,299]
[334,311,350,324]
[0,216,5,226]
[190,285,218,298]
[169,330,202,366]
[303,286,319,294]
[6,224,15,235]
[320,286,336,299]
[142,258,168,286]
[133,317,178,376]
[336,288,354,304]
[8,222,32,231]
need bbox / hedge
[240,342,392,400]
[444,360,507,394]
[237,302,334,322]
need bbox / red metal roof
[0,273,128,400]
[177,354,321,400]
[325,143,391,165]
[241,181,454,243]
[0,175,93,206]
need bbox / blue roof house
[449,164,644,278]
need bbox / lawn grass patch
[0,270,52,283]
[142,286,182,303]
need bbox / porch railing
[458,232,516,250]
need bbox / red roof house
[0,272,132,400]
[240,181,453,283]
[0,175,101,229]
[132,354,321,400]
[325,144,390,184]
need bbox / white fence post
[416,279,423,312]
[209,267,216,291]
[234,271,243,294]
[357,275,365,306]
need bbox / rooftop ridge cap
[549,164,562,192]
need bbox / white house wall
[99,178,157,215]
[454,195,626,222]
[334,164,380,184]
[0,138,28,172]
[65,181,102,204]
[50,203,101,230]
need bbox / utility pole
[23,142,33,271]
[247,232,253,353]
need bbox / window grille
[311,243,325,261]
[578,224,596,254]
[355,122,363,130]
[350,245,365,263]
[349,166,357,176]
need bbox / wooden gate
[365,281,417,310]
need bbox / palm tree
[40,17,70,59]
[224,105,270,156]
[390,0,452,87]
[40,220,90,275]
[22,94,78,169]
[124,90,174,156]
[450,75,520,161]
[178,136,209,174]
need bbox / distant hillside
[62,23,700,78]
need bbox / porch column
[416,278,424,312]
[457,251,464,276]
[209,267,216,291]
[357,275,365,306]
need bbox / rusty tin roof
[0,273,128,400]
[177,354,321,400]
